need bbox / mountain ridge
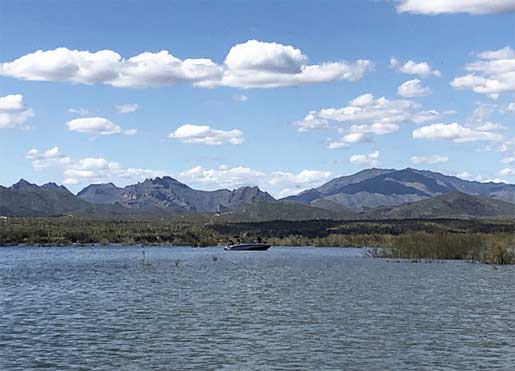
[284,167,515,211]
[77,176,274,213]
[1,168,514,219]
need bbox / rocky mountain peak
[11,179,37,190]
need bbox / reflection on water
[1,246,514,370]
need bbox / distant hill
[222,200,354,222]
[0,180,128,217]
[365,192,515,219]
[285,168,515,212]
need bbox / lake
[1,246,514,370]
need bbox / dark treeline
[0,216,514,264]
[212,218,515,238]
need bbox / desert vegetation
[0,216,513,264]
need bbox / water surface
[1,246,514,370]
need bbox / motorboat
[224,243,271,251]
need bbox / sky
[0,0,514,198]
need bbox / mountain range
[1,168,514,220]
[285,168,515,210]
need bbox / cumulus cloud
[268,170,331,186]
[178,165,265,189]
[301,93,440,148]
[178,165,331,197]
[410,155,449,164]
[124,128,138,136]
[455,170,506,183]
[451,46,515,98]
[0,48,221,88]
[0,41,373,89]
[0,94,34,129]
[390,58,441,78]
[318,93,437,125]
[397,79,431,97]
[328,132,371,149]
[26,146,163,186]
[199,40,374,88]
[24,146,332,196]
[349,151,380,167]
[293,111,329,132]
[68,107,93,115]
[66,117,135,136]
[499,168,515,177]
[269,170,332,198]
[115,103,140,114]
[413,122,504,142]
[395,0,515,15]
[25,146,72,169]
[481,137,515,153]
[328,123,400,149]
[168,124,244,145]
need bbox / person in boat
[255,236,263,244]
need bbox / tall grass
[367,232,515,264]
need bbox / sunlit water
[1,246,514,370]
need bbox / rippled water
[1,246,514,370]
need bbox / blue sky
[0,0,514,197]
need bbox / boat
[224,243,271,251]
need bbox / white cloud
[328,122,400,149]
[413,122,504,142]
[0,48,222,88]
[25,146,72,169]
[451,47,515,98]
[397,79,431,97]
[293,111,329,132]
[199,40,374,88]
[501,155,515,164]
[178,165,331,197]
[26,146,163,186]
[390,58,441,77]
[499,168,515,176]
[456,170,507,183]
[68,107,93,115]
[269,170,332,197]
[306,93,439,147]
[396,0,515,15]
[318,93,436,125]
[224,40,307,72]
[456,171,473,180]
[268,170,331,186]
[115,103,140,114]
[124,128,138,136]
[76,157,118,170]
[168,124,244,145]
[179,165,265,189]
[232,94,248,102]
[24,146,332,197]
[0,94,34,129]
[349,151,380,167]
[410,155,449,164]
[481,137,515,153]
[328,132,370,149]
[0,42,373,89]
[66,117,135,136]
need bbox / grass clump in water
[368,232,515,264]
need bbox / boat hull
[224,243,271,251]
